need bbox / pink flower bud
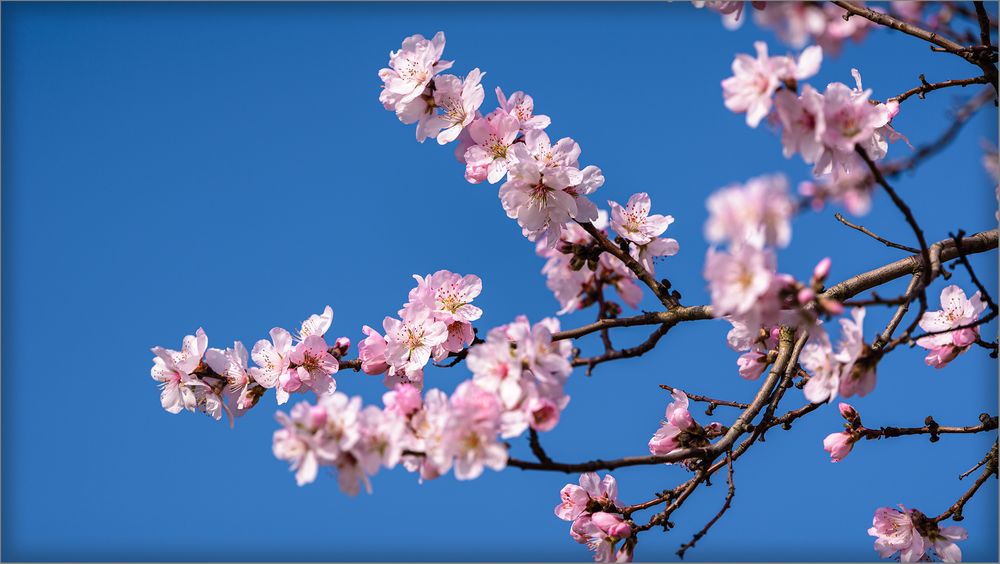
[838,402,857,420]
[333,336,351,357]
[820,297,845,316]
[813,257,832,281]
[823,431,855,462]
[769,326,782,342]
[308,405,328,429]
[592,512,632,539]
[797,287,816,305]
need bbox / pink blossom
[512,130,581,169]
[496,87,550,131]
[358,325,389,375]
[704,245,776,322]
[837,307,876,398]
[705,174,794,248]
[383,303,449,374]
[801,332,840,403]
[609,192,674,246]
[773,84,826,166]
[648,390,698,456]
[447,381,508,480]
[721,42,822,127]
[378,32,452,110]
[205,340,256,418]
[556,472,622,521]
[288,334,339,397]
[928,526,968,562]
[798,163,874,216]
[823,431,855,462]
[916,285,987,368]
[814,80,890,178]
[463,109,521,184]
[428,69,486,144]
[150,328,211,415]
[383,383,423,417]
[250,327,295,404]
[409,270,483,357]
[814,2,871,56]
[499,160,581,246]
[868,506,928,562]
[297,305,333,341]
[753,3,830,49]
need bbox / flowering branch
[675,451,735,560]
[888,74,992,105]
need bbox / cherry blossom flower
[837,307,876,398]
[916,285,987,368]
[869,506,927,562]
[704,245,777,324]
[609,193,674,246]
[798,163,875,216]
[463,109,521,184]
[773,85,826,167]
[428,69,485,144]
[496,87,550,131]
[814,80,890,178]
[297,305,334,341]
[378,31,452,109]
[705,174,794,248]
[204,340,257,419]
[555,472,622,521]
[383,303,449,375]
[823,431,856,462]
[409,270,483,357]
[150,328,209,415]
[648,389,699,456]
[499,160,581,246]
[382,383,423,418]
[288,334,339,397]
[273,401,325,486]
[358,325,389,375]
[801,331,840,403]
[250,327,296,404]
[721,41,822,127]
[512,129,581,169]
[447,381,508,480]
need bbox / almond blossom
[609,192,674,246]
[463,108,521,184]
[288,334,339,397]
[814,80,890,178]
[378,31,453,110]
[409,270,483,357]
[648,389,699,456]
[868,506,967,562]
[496,87,550,131]
[801,308,875,403]
[705,174,795,248]
[721,41,822,127]
[427,69,485,144]
[916,285,987,368]
[383,303,449,375]
[704,244,777,325]
[150,328,210,415]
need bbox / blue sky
[2,2,997,561]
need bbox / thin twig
[835,212,920,253]
[676,452,735,559]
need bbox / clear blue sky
[3,2,996,561]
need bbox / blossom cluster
[555,473,635,562]
[647,389,723,466]
[752,2,872,55]
[723,40,902,183]
[150,306,348,424]
[822,402,862,462]
[916,285,988,368]
[274,311,575,492]
[703,174,839,333]
[358,270,483,388]
[379,32,605,247]
[868,505,967,562]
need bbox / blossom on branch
[916,285,987,368]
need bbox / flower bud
[838,402,858,420]
[820,297,845,316]
[797,287,816,305]
[333,336,351,358]
[813,257,832,282]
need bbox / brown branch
[676,452,735,560]
[934,442,998,522]
[578,221,676,309]
[975,2,994,48]
[888,74,991,104]
[960,440,998,479]
[832,1,999,89]
[881,90,995,178]
[659,384,750,410]
[856,146,932,283]
[861,415,998,441]
[551,306,713,342]
[872,273,923,350]
[573,323,671,375]
[528,428,554,465]
[835,212,921,253]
